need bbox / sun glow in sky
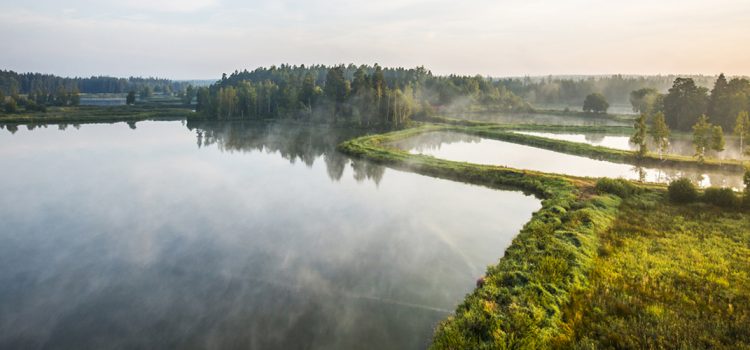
[1,0,749,79]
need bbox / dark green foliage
[630,114,648,157]
[668,178,698,203]
[126,91,136,105]
[182,85,195,106]
[583,93,609,113]
[198,64,530,124]
[708,74,750,130]
[664,78,710,131]
[703,187,738,208]
[4,97,17,113]
[595,178,638,198]
[630,87,663,114]
[0,69,192,95]
[139,86,153,99]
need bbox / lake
[0,121,540,349]
[394,131,745,189]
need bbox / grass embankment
[0,104,193,125]
[416,121,745,172]
[339,124,750,349]
[557,190,750,349]
[418,114,747,171]
[339,126,622,348]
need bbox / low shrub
[668,178,698,203]
[703,187,738,208]
[595,178,638,198]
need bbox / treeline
[0,88,81,113]
[629,74,750,131]
[195,64,531,125]
[499,75,718,106]
[0,70,192,95]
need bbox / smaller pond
[448,112,631,126]
[393,131,745,189]
[515,131,747,160]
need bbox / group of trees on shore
[0,70,209,112]
[629,108,750,162]
[624,73,750,160]
[195,64,531,125]
[629,74,750,131]
[0,87,80,113]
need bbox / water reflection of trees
[186,120,387,184]
[2,122,80,134]
[448,112,629,127]
[631,162,744,189]
[584,133,606,143]
[391,131,482,153]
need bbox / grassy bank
[415,115,747,171]
[0,104,192,125]
[444,124,747,172]
[338,124,750,349]
[339,127,621,348]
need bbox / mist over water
[394,131,745,189]
[448,112,631,126]
[0,121,540,349]
[515,131,750,160]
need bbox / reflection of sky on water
[515,131,749,160]
[448,112,631,126]
[0,121,539,349]
[395,131,745,189]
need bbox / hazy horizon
[1,0,749,79]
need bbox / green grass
[556,192,750,349]
[339,127,622,348]
[0,104,193,125]
[338,123,750,349]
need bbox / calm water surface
[515,131,748,160]
[0,121,540,349]
[395,131,745,188]
[448,112,631,126]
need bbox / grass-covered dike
[338,125,750,349]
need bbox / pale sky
[1,0,749,79]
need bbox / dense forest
[499,75,720,106]
[195,64,531,125]
[0,70,193,95]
